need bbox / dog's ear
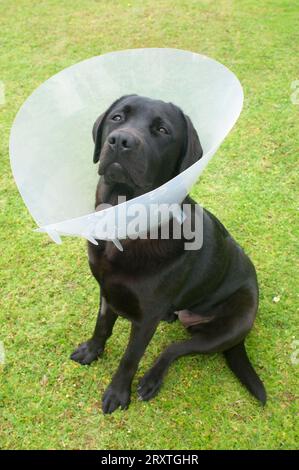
[177,113,203,173]
[92,113,105,164]
[92,94,137,163]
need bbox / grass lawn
[0,0,298,450]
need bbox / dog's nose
[107,131,136,152]
[104,162,127,184]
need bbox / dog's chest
[88,241,164,321]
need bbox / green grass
[0,0,298,450]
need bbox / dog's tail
[223,341,267,405]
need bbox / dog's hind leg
[70,293,117,365]
[138,286,266,404]
[137,334,222,401]
[162,310,178,323]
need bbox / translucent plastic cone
[9,48,243,245]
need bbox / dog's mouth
[100,162,139,201]
[97,133,157,204]
[103,162,133,187]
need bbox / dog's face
[92,95,203,201]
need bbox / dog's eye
[158,126,168,134]
[111,114,122,121]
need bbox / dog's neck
[93,179,195,266]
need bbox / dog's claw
[137,371,164,401]
[70,340,103,365]
[102,385,131,414]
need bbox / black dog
[71,94,266,414]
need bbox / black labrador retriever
[71,94,266,414]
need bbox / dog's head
[92,94,203,202]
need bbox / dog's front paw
[102,384,131,414]
[137,370,164,401]
[70,339,103,365]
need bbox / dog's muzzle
[98,129,143,187]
